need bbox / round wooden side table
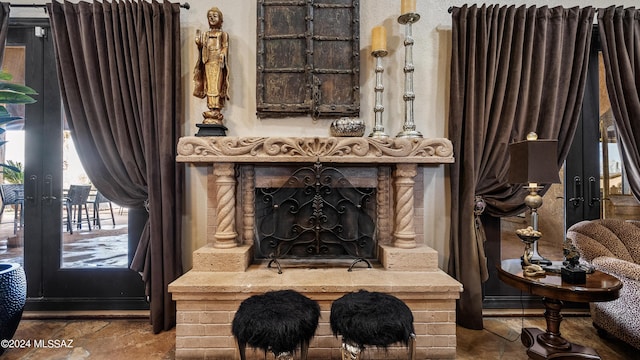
[497,261,622,360]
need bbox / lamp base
[520,255,552,267]
[528,255,552,266]
[529,240,552,265]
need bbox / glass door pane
[61,130,130,269]
[598,53,640,220]
[0,45,27,266]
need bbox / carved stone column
[241,166,255,245]
[213,163,238,248]
[393,163,417,248]
[377,166,391,245]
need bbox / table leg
[520,298,601,360]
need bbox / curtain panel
[598,7,640,201]
[449,5,594,329]
[48,0,183,333]
[0,2,9,65]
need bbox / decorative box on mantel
[169,136,462,359]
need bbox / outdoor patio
[0,204,129,268]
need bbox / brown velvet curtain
[48,0,183,333]
[449,5,594,329]
[598,7,640,201]
[0,3,9,65]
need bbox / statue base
[561,266,586,284]
[195,123,227,137]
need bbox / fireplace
[169,136,463,359]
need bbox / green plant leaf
[0,91,36,104]
[0,82,38,95]
[0,163,21,173]
[0,116,22,124]
[2,160,23,183]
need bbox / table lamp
[508,132,560,267]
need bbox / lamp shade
[508,138,561,185]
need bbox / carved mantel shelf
[176,136,454,164]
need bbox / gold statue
[194,7,229,125]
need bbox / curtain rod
[448,5,604,13]
[9,2,190,10]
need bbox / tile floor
[2,315,637,359]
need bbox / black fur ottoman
[232,290,320,360]
[330,290,415,359]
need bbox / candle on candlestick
[371,26,387,53]
[401,0,416,14]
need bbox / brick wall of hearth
[171,268,460,359]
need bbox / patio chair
[64,185,92,234]
[91,191,115,229]
[0,184,24,234]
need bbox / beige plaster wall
[10,0,639,271]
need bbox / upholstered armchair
[566,219,640,349]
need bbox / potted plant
[0,69,36,354]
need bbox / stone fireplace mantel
[177,136,454,163]
[170,136,462,359]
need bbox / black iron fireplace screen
[254,163,376,261]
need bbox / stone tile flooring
[2,315,636,359]
[3,318,174,360]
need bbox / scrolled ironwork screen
[254,163,376,260]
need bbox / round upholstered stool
[330,290,415,360]
[232,289,321,360]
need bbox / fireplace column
[213,162,238,248]
[392,163,417,248]
[241,166,255,245]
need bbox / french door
[483,30,602,309]
[8,19,146,310]
[564,32,601,230]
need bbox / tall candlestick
[397,9,422,138]
[371,26,387,53]
[401,0,416,14]
[369,48,389,138]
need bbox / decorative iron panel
[257,0,360,118]
[254,163,376,260]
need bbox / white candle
[371,26,387,53]
[401,0,416,14]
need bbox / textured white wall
[10,0,638,269]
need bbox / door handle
[588,176,601,207]
[568,176,584,207]
[26,175,37,201]
[42,174,57,203]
